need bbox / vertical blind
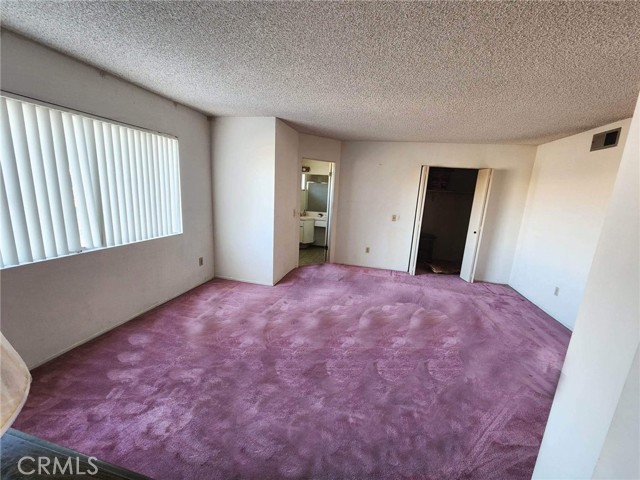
[0,96,182,269]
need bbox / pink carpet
[14,264,570,479]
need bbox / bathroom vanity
[300,216,315,244]
[299,214,327,246]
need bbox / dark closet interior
[417,167,478,274]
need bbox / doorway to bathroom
[408,166,493,282]
[299,159,335,266]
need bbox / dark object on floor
[0,428,149,479]
[14,264,570,480]
[425,260,461,274]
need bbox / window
[0,96,182,269]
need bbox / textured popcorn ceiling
[2,1,640,144]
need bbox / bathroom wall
[302,158,332,176]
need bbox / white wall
[273,120,299,284]
[299,133,341,164]
[212,117,302,286]
[0,31,214,368]
[510,119,631,329]
[593,347,640,479]
[211,117,276,285]
[335,142,536,283]
[533,94,639,479]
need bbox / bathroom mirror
[302,175,329,213]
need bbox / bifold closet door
[460,168,493,283]
[408,165,429,275]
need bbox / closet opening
[409,166,493,282]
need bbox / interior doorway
[299,159,335,267]
[409,166,493,282]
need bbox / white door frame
[324,162,335,262]
[299,159,336,264]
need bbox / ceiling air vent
[591,127,621,152]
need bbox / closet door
[408,165,429,275]
[460,168,493,282]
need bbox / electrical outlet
[199,257,204,267]
[392,214,397,222]
[365,247,370,253]
[554,286,559,296]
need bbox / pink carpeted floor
[14,264,570,479]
